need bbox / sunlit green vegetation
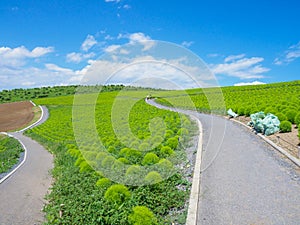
[0,84,136,103]
[26,87,196,224]
[156,80,300,137]
[0,134,24,173]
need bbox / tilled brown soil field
[0,101,34,132]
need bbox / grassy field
[26,87,197,224]
[2,81,299,224]
[0,134,24,174]
[155,80,300,140]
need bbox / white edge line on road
[186,115,203,225]
[230,117,300,168]
[17,101,44,133]
[30,100,36,107]
[0,133,28,185]
[0,101,45,184]
[145,98,203,225]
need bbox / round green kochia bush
[142,153,159,165]
[117,157,129,164]
[165,130,174,139]
[160,146,174,158]
[275,112,288,122]
[177,128,189,136]
[125,165,143,183]
[156,159,174,177]
[294,112,300,127]
[139,142,150,152]
[244,107,251,117]
[96,178,112,189]
[104,184,131,205]
[128,206,158,225]
[101,155,116,168]
[285,110,297,124]
[166,137,178,149]
[279,120,292,133]
[264,107,277,115]
[237,107,245,116]
[144,171,163,184]
[120,148,142,164]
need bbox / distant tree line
[0,84,157,103]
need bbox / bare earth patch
[0,101,34,132]
[232,116,300,159]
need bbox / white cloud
[119,48,129,55]
[181,41,194,48]
[66,52,95,63]
[224,54,246,63]
[211,55,270,79]
[45,63,75,74]
[104,0,121,2]
[22,81,36,86]
[207,53,220,58]
[0,63,84,90]
[0,46,54,67]
[78,55,216,89]
[128,32,155,51]
[104,35,114,40]
[274,41,300,65]
[234,81,266,86]
[117,33,125,39]
[104,44,121,53]
[123,4,131,9]
[81,35,97,52]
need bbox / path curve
[0,106,53,225]
[147,99,300,225]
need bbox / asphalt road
[147,99,300,225]
[0,106,53,225]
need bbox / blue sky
[0,0,299,90]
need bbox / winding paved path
[147,99,300,225]
[0,106,53,225]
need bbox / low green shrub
[294,112,300,127]
[128,206,158,225]
[120,148,142,164]
[104,184,131,205]
[144,171,163,184]
[0,135,24,173]
[285,110,297,124]
[275,112,288,122]
[101,155,115,168]
[139,142,150,151]
[177,128,189,136]
[166,137,178,149]
[264,107,277,115]
[125,165,143,183]
[118,157,130,164]
[160,146,174,158]
[96,178,111,189]
[142,153,159,165]
[237,107,245,116]
[279,120,292,133]
[165,130,174,139]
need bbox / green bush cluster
[128,206,158,225]
[142,153,160,165]
[279,121,292,133]
[295,113,300,126]
[0,135,24,173]
[104,184,131,205]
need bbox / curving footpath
[147,99,300,225]
[0,106,53,225]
